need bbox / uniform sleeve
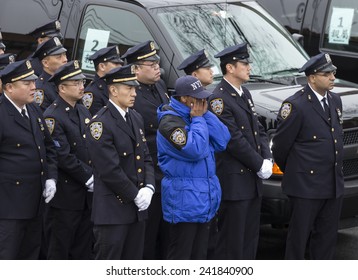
[203,111,230,152]
[272,101,302,172]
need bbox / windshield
[154,1,309,80]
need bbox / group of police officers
[0,19,344,260]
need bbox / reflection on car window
[154,2,308,79]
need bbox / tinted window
[76,5,154,74]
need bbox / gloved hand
[134,186,154,211]
[257,159,273,179]
[43,179,57,203]
[85,175,94,192]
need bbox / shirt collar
[3,92,28,116]
[308,83,328,102]
[109,99,128,121]
[224,77,243,96]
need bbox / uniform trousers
[167,222,210,260]
[285,196,343,260]
[0,215,42,259]
[215,197,261,259]
[46,206,93,259]
[93,221,145,260]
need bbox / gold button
[254,131,257,135]
[241,169,244,173]
[334,139,337,143]
[331,128,335,132]
[65,180,68,183]
[16,181,20,185]
[335,162,338,166]
[38,146,41,149]
[258,145,261,149]
[313,136,317,139]
[89,160,92,164]
[137,143,140,147]
[41,171,44,175]
[140,182,144,186]
[116,195,120,199]
[17,144,21,147]
[83,134,86,138]
[336,151,338,154]
[241,126,245,129]
[73,142,76,146]
[138,168,142,173]
[150,124,153,128]
[136,155,141,160]
[40,159,44,163]
[310,170,314,174]
[123,152,127,156]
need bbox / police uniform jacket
[133,79,169,188]
[0,94,57,219]
[44,97,93,210]
[208,79,271,200]
[83,74,108,115]
[35,71,58,111]
[86,102,155,225]
[272,85,344,199]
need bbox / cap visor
[192,89,212,99]
[67,73,86,80]
[109,58,124,64]
[142,54,160,61]
[0,43,5,49]
[238,58,251,63]
[200,60,213,68]
[319,64,337,73]
[122,80,140,86]
[22,73,38,81]
[49,47,67,56]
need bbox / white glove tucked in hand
[85,175,94,192]
[257,159,273,180]
[43,179,57,203]
[134,186,154,211]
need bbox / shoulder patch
[170,128,186,146]
[82,92,93,109]
[280,102,292,119]
[210,98,224,115]
[90,122,103,140]
[45,118,55,135]
[34,89,44,106]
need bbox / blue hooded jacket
[157,97,230,223]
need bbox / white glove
[85,175,94,192]
[134,186,154,211]
[43,179,57,203]
[257,159,273,179]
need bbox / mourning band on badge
[90,122,103,140]
[45,118,55,135]
[34,90,44,106]
[82,92,93,109]
[170,128,186,146]
[280,102,292,119]
[210,98,224,115]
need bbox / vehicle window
[322,0,358,54]
[76,5,154,74]
[154,2,308,80]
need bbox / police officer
[0,31,5,55]
[83,45,124,115]
[32,36,68,111]
[0,60,57,259]
[86,64,155,260]
[28,20,63,76]
[0,53,16,93]
[43,60,93,259]
[177,49,214,88]
[272,53,344,260]
[208,43,272,259]
[122,40,169,259]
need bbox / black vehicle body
[1,0,358,227]
[258,0,358,84]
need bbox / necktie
[125,111,134,134]
[322,97,330,120]
[150,85,162,104]
[21,108,30,126]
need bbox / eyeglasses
[136,61,160,68]
[315,70,336,77]
[62,79,86,87]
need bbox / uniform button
[40,159,44,163]
[138,168,142,173]
[258,145,261,149]
[241,126,245,129]
[136,155,141,160]
[41,171,44,175]
[38,146,41,149]
[65,180,68,183]
[123,152,127,156]
[83,134,86,138]
[16,143,21,147]
[331,128,335,132]
[88,160,92,164]
[150,124,153,128]
[241,169,244,173]
[140,182,144,186]
[254,131,257,135]
[310,170,314,174]
[16,181,20,185]
[116,195,120,199]
[336,151,338,154]
[73,142,76,146]
[334,139,337,143]
[313,136,317,139]
[335,162,338,166]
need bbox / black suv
[1,0,358,227]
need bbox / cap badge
[26,60,32,69]
[204,49,209,58]
[210,98,224,115]
[325,53,331,63]
[280,102,292,120]
[45,118,55,135]
[55,20,61,31]
[74,60,80,69]
[115,46,120,55]
[54,37,61,46]
[9,55,15,63]
[170,128,186,146]
[150,41,155,51]
[90,122,103,140]
[131,64,136,74]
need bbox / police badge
[82,92,93,109]
[280,102,292,119]
[90,122,103,140]
[210,98,224,115]
[45,118,55,134]
[34,89,44,106]
[170,128,186,146]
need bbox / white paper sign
[81,28,110,71]
[329,7,354,45]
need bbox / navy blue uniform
[208,79,271,259]
[83,74,108,115]
[35,71,58,112]
[86,102,155,259]
[272,85,344,259]
[44,97,93,259]
[0,95,57,259]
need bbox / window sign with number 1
[328,7,354,45]
[81,28,110,71]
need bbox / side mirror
[292,33,304,47]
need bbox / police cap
[177,49,213,75]
[89,45,124,67]
[0,59,38,84]
[0,31,5,51]
[32,37,67,60]
[174,75,212,99]
[299,53,337,76]
[28,20,63,40]
[101,64,139,86]
[121,40,160,64]
[48,60,85,86]
[0,53,16,70]
[215,43,251,64]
